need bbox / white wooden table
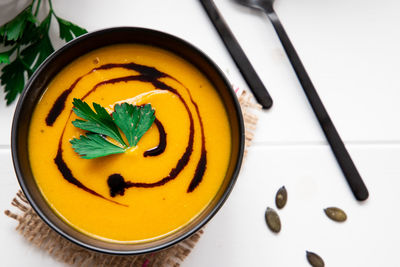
[1,0,399,266]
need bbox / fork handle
[265,7,369,201]
[199,0,273,109]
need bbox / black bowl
[11,27,244,255]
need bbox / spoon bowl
[234,0,274,12]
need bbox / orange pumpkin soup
[28,44,231,243]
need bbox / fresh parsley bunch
[0,0,87,104]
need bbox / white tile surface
[185,144,400,266]
[0,0,399,266]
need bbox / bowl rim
[11,26,245,255]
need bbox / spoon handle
[199,0,273,109]
[265,7,369,201]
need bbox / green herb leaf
[0,58,25,104]
[56,17,87,42]
[0,25,5,40]
[71,100,156,159]
[32,32,53,71]
[24,14,54,72]
[113,103,155,146]
[19,20,39,45]
[0,49,12,64]
[72,98,127,147]
[70,134,126,159]
[1,5,33,42]
[0,1,87,105]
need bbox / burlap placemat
[4,91,260,267]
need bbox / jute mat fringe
[4,90,260,267]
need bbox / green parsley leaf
[0,49,12,64]
[71,100,156,159]
[1,5,33,42]
[0,0,87,105]
[19,20,39,45]
[72,98,127,147]
[0,25,5,40]
[21,14,54,72]
[0,58,25,104]
[113,103,155,147]
[32,31,54,71]
[70,133,126,159]
[56,17,87,42]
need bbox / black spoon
[234,0,369,201]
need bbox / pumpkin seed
[275,186,287,209]
[265,207,281,233]
[324,207,347,222]
[306,251,325,267]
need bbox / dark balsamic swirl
[55,142,127,206]
[47,62,207,205]
[143,118,166,157]
[46,63,166,127]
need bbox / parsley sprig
[70,99,156,159]
[0,0,87,105]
